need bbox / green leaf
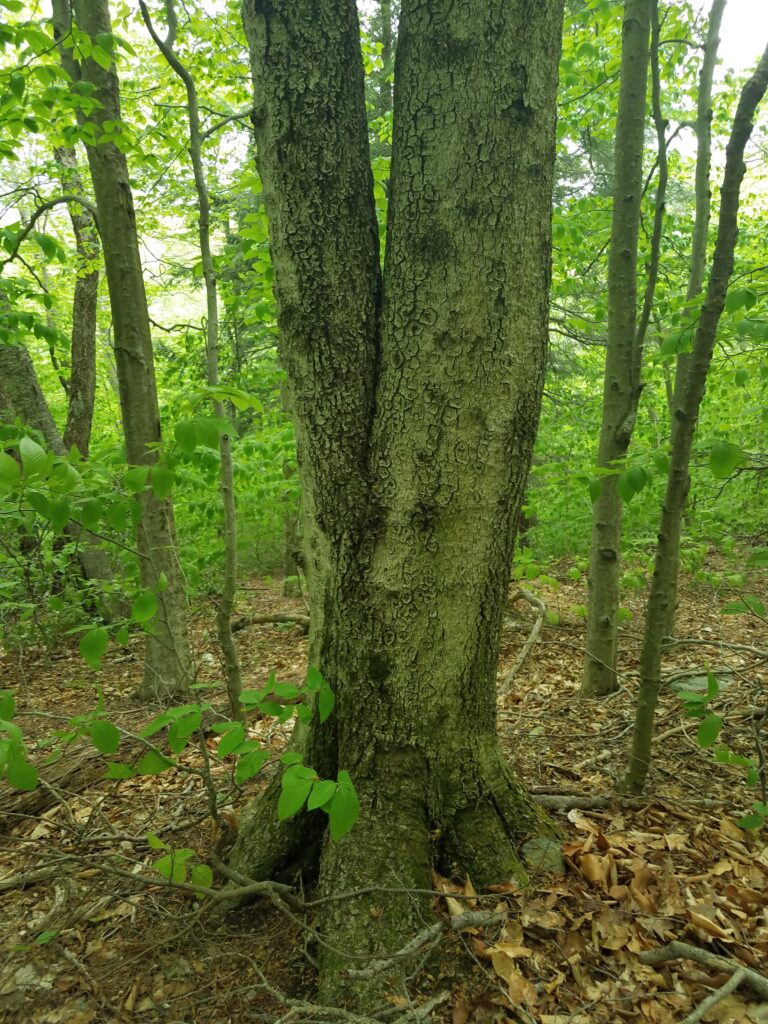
[307,779,337,811]
[653,452,669,475]
[746,549,768,568]
[217,722,245,758]
[190,863,213,888]
[277,763,316,819]
[150,465,174,500]
[131,590,157,624]
[105,501,129,531]
[80,627,108,670]
[7,756,39,791]
[167,710,202,754]
[328,771,360,841]
[588,478,601,504]
[122,466,149,493]
[725,287,757,312]
[734,368,748,386]
[626,466,647,493]
[146,832,168,850]
[9,72,25,99]
[0,452,20,487]
[27,490,50,518]
[234,749,267,784]
[280,751,304,766]
[721,595,766,616]
[617,471,637,504]
[48,499,70,533]
[305,666,325,691]
[156,571,168,593]
[709,442,744,480]
[697,714,722,748]
[78,498,102,530]
[318,687,336,724]
[154,849,193,883]
[0,691,15,721]
[137,750,174,775]
[90,45,112,70]
[194,417,220,449]
[736,813,765,830]
[174,420,197,454]
[20,436,48,479]
[90,719,120,755]
[104,762,134,780]
[116,626,130,645]
[35,930,59,945]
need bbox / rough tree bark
[581,0,652,697]
[53,0,192,699]
[663,0,727,638]
[233,0,564,1009]
[626,42,768,795]
[55,145,100,459]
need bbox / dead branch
[639,940,768,1000]
[679,968,747,1024]
[231,612,310,634]
[500,589,546,693]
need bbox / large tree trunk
[581,0,652,697]
[234,0,563,1009]
[53,0,192,700]
[625,43,768,795]
[55,145,100,459]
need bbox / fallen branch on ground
[639,940,768,1000]
[231,612,310,634]
[500,589,546,693]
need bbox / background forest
[1,0,767,1022]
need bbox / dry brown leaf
[451,996,471,1024]
[489,947,537,1005]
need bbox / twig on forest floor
[533,793,722,811]
[344,910,505,980]
[679,968,747,1024]
[500,590,547,693]
[639,940,768,999]
[231,612,310,634]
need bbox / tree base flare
[226,753,559,1013]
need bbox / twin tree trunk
[627,43,768,794]
[54,0,192,699]
[582,0,651,696]
[233,0,563,1008]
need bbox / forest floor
[1,557,767,1024]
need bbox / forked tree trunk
[234,0,563,1009]
[53,0,192,699]
[626,43,768,795]
[581,0,652,697]
[663,0,727,638]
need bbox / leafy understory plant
[0,665,361,850]
[677,671,765,830]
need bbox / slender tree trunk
[625,43,768,795]
[54,145,100,459]
[235,0,563,1009]
[581,0,652,697]
[663,0,727,638]
[139,0,243,719]
[53,0,192,700]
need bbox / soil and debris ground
[1,559,766,1024]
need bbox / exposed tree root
[231,612,310,634]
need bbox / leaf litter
[0,563,766,1023]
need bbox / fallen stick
[501,589,546,693]
[231,612,310,634]
[639,940,768,1000]
[679,968,747,1024]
